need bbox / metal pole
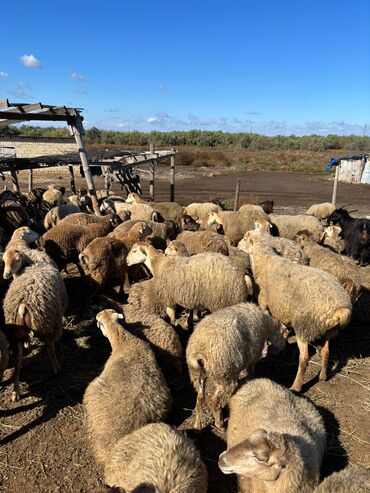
[331,165,339,205]
[70,119,101,215]
[234,178,241,211]
[28,169,33,192]
[149,161,155,201]
[68,165,76,194]
[170,149,175,202]
[10,168,20,193]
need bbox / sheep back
[177,230,229,255]
[104,423,207,492]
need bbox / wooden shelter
[0,100,176,214]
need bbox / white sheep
[126,243,252,324]
[306,202,336,221]
[242,233,352,392]
[219,378,326,493]
[83,309,172,466]
[184,202,222,229]
[186,302,286,429]
[104,423,208,492]
[270,214,324,242]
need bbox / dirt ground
[0,167,369,492]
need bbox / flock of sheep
[0,183,369,492]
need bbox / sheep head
[294,230,313,248]
[254,219,272,234]
[125,192,142,204]
[207,211,221,228]
[218,429,287,481]
[126,242,151,266]
[181,215,200,232]
[10,226,40,245]
[165,240,189,257]
[3,249,24,279]
[96,309,124,338]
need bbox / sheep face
[14,226,40,245]
[181,215,200,232]
[125,192,139,204]
[3,249,23,279]
[126,244,148,266]
[100,199,114,214]
[219,429,287,481]
[96,309,124,337]
[324,225,341,238]
[207,211,220,228]
[254,219,271,234]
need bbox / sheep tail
[326,307,352,330]
[188,353,207,396]
[16,304,33,330]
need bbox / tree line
[1,125,369,152]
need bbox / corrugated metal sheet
[360,160,370,184]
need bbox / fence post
[234,178,241,211]
[331,165,339,205]
[170,149,175,202]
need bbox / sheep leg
[46,343,61,373]
[247,364,255,378]
[290,338,309,392]
[211,384,225,429]
[319,338,330,381]
[187,310,194,328]
[12,341,24,402]
[166,307,176,325]
[123,272,131,293]
[194,377,206,430]
[76,263,85,277]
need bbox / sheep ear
[342,279,354,295]
[248,429,274,461]
[117,313,124,319]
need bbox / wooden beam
[68,165,76,194]
[234,178,241,211]
[70,119,100,215]
[28,169,33,192]
[0,99,10,108]
[331,165,340,205]
[10,169,20,193]
[170,148,175,201]
[0,111,81,122]
[149,161,155,201]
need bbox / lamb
[83,309,172,466]
[3,262,68,401]
[165,240,190,257]
[242,233,352,392]
[295,230,362,299]
[109,222,153,249]
[306,202,336,221]
[126,243,252,324]
[184,202,222,229]
[238,222,308,265]
[125,192,184,224]
[219,378,326,493]
[321,225,345,253]
[41,224,95,272]
[269,214,324,242]
[186,303,286,429]
[111,219,175,250]
[174,230,229,255]
[104,423,207,493]
[0,329,10,383]
[208,209,270,245]
[60,211,125,229]
[101,198,161,222]
[314,466,370,492]
[42,185,65,207]
[43,203,81,230]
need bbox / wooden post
[10,168,20,193]
[28,169,33,192]
[150,143,154,154]
[234,178,241,211]
[149,161,155,201]
[331,164,340,205]
[68,165,76,194]
[70,119,101,215]
[170,149,175,202]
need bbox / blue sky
[1,0,369,135]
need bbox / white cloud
[147,117,159,123]
[68,70,89,81]
[8,82,32,98]
[0,71,9,78]
[20,54,42,69]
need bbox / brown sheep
[175,230,229,255]
[83,310,172,466]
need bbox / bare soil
[0,167,369,492]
